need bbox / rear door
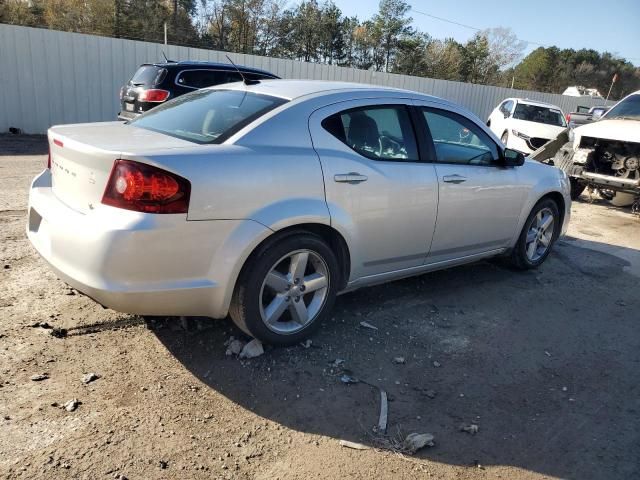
[309,99,439,280]
[415,104,527,263]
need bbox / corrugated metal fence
[0,23,614,134]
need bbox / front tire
[569,178,585,200]
[229,233,339,346]
[509,198,560,270]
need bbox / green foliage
[2,0,638,98]
[514,47,640,98]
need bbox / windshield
[604,94,640,120]
[129,66,167,86]
[129,89,287,144]
[513,104,566,127]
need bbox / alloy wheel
[525,207,555,262]
[259,249,330,334]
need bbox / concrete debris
[63,399,81,412]
[300,339,312,349]
[359,321,378,330]
[402,433,435,453]
[392,357,405,364]
[82,372,100,384]
[239,339,264,359]
[225,339,245,356]
[432,361,441,368]
[459,423,479,435]
[339,440,370,450]
[425,389,437,399]
[30,373,49,381]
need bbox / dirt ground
[1,134,639,480]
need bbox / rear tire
[229,233,339,346]
[509,198,560,270]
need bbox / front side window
[513,103,566,127]
[129,89,287,144]
[322,106,418,161]
[604,94,640,120]
[422,109,499,165]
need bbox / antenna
[161,51,176,63]
[226,55,259,86]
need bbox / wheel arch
[224,222,352,316]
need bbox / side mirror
[503,111,509,119]
[502,148,525,167]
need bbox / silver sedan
[27,80,571,345]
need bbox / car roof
[145,61,277,77]
[208,79,451,104]
[509,98,563,110]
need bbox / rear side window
[322,106,418,162]
[130,66,167,86]
[129,89,287,144]
[176,69,243,89]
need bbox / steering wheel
[377,135,402,158]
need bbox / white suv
[487,98,567,155]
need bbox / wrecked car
[540,91,639,210]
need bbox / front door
[415,105,527,264]
[309,99,439,280]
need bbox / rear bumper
[27,170,270,318]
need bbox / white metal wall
[0,24,614,134]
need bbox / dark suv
[118,61,279,120]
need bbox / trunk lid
[49,121,193,214]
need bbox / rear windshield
[604,94,640,120]
[513,104,566,127]
[128,89,287,144]
[129,66,167,86]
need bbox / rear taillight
[566,113,571,123]
[138,89,170,103]
[102,160,190,214]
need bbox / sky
[330,0,640,66]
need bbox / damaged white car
[550,90,640,211]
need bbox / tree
[460,33,493,84]
[371,0,413,72]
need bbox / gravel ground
[1,134,639,480]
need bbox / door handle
[334,173,368,184]
[442,174,467,184]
